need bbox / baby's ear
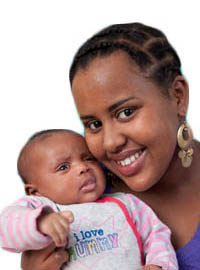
[25,183,41,196]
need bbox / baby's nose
[77,162,90,175]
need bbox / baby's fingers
[52,221,70,247]
[60,211,74,223]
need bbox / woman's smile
[111,148,146,177]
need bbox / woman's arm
[21,243,68,270]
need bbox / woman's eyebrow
[80,97,136,120]
[80,115,94,121]
[108,97,136,112]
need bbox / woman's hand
[143,265,162,270]
[21,243,68,270]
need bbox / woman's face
[72,51,185,192]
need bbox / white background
[0,0,200,268]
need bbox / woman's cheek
[85,132,101,158]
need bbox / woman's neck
[154,140,200,191]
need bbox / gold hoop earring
[177,121,194,167]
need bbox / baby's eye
[87,120,102,131]
[84,156,96,162]
[58,164,70,171]
[117,108,135,120]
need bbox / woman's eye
[58,164,70,171]
[117,108,134,120]
[87,120,102,131]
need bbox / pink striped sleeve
[126,194,178,270]
[0,196,53,252]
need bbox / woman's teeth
[117,150,142,167]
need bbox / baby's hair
[69,23,181,94]
[17,129,80,184]
[28,129,77,142]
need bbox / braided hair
[69,23,182,94]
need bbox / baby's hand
[143,265,162,270]
[37,210,74,247]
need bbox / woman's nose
[103,123,127,153]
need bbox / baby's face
[26,132,106,204]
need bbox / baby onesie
[0,192,178,269]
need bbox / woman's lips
[112,148,146,177]
[80,176,97,192]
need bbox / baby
[0,129,178,270]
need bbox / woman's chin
[122,174,158,193]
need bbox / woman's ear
[170,75,189,117]
[25,183,41,196]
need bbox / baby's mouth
[80,176,96,191]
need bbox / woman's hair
[69,23,182,94]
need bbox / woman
[22,23,200,270]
